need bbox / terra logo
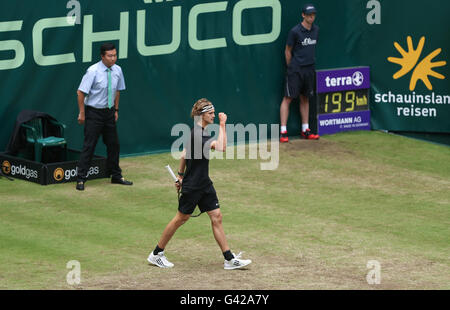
[2,160,11,174]
[352,71,364,86]
[324,71,364,88]
[387,36,447,91]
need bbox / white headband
[200,105,215,114]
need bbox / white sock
[302,124,309,132]
[280,126,287,133]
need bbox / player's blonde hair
[191,98,213,118]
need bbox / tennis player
[147,98,252,270]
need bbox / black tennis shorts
[284,65,315,99]
[178,184,220,215]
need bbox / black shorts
[284,65,315,99]
[178,184,220,215]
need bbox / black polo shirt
[182,124,213,192]
[286,23,319,71]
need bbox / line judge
[75,42,132,191]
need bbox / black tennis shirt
[181,124,213,192]
[286,23,319,71]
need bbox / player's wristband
[177,172,184,177]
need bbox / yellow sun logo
[387,36,446,91]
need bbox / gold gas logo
[2,160,11,174]
[53,168,64,182]
[387,36,446,91]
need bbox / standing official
[280,4,320,142]
[76,43,132,191]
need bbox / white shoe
[147,251,174,268]
[224,252,252,270]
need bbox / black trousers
[77,106,122,181]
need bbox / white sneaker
[147,251,174,268]
[224,252,252,270]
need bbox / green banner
[0,0,448,156]
[357,0,449,132]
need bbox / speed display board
[316,67,371,135]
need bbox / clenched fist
[218,112,227,125]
